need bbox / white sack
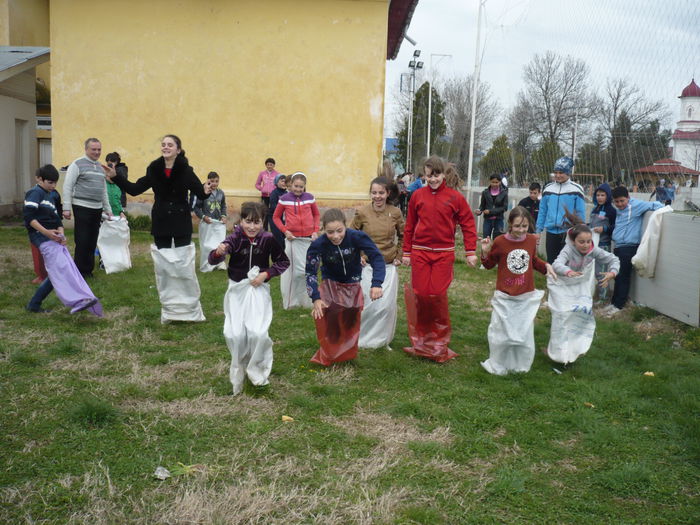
[150,243,206,324]
[224,266,273,395]
[97,216,131,274]
[481,289,544,375]
[546,264,596,364]
[358,263,399,348]
[632,205,673,278]
[199,220,227,272]
[280,237,313,309]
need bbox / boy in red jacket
[401,156,478,362]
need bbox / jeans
[611,245,638,309]
[72,204,102,276]
[483,217,504,239]
[27,277,54,311]
[595,244,611,301]
[261,196,271,230]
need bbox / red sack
[31,243,48,283]
[403,283,457,363]
[311,280,364,366]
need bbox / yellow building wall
[50,0,388,207]
[5,0,51,89]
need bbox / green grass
[0,225,698,524]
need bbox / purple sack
[39,241,103,317]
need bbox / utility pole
[466,0,485,193]
[427,53,451,158]
[406,50,423,173]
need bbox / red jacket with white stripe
[402,182,477,257]
[272,191,320,237]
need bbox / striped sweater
[272,191,320,237]
[63,156,111,211]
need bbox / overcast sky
[384,0,700,137]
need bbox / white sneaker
[602,305,621,317]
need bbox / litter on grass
[154,466,171,480]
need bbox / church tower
[672,79,700,170]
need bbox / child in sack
[480,206,556,375]
[25,165,103,316]
[195,171,228,271]
[209,202,289,395]
[401,155,478,363]
[546,223,620,366]
[306,208,385,366]
[273,172,320,309]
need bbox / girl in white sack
[350,176,404,349]
[547,223,620,366]
[272,172,320,309]
[209,202,290,395]
[480,206,557,375]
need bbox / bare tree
[597,77,669,135]
[519,51,597,147]
[440,75,500,177]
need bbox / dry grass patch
[314,365,357,385]
[634,317,684,339]
[553,435,579,449]
[122,392,280,419]
[324,408,453,449]
[148,452,414,525]
[3,328,60,352]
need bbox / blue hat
[553,156,574,175]
[274,173,286,185]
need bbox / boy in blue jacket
[536,157,586,263]
[603,186,664,316]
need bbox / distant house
[633,158,700,190]
[0,46,50,216]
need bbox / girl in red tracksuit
[272,172,321,309]
[402,156,478,362]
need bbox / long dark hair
[369,176,399,206]
[163,134,189,164]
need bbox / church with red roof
[670,79,700,176]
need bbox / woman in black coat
[107,134,211,249]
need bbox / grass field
[1,225,699,524]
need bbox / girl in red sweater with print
[401,156,478,362]
[273,172,320,309]
[479,206,556,375]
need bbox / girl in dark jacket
[475,173,509,239]
[106,134,212,323]
[107,134,211,248]
[305,208,385,366]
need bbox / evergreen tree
[478,135,512,183]
[531,141,564,177]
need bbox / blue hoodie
[536,178,586,234]
[612,198,663,247]
[305,228,385,302]
[589,183,617,246]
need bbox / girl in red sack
[479,206,557,375]
[305,209,386,366]
[401,156,478,362]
